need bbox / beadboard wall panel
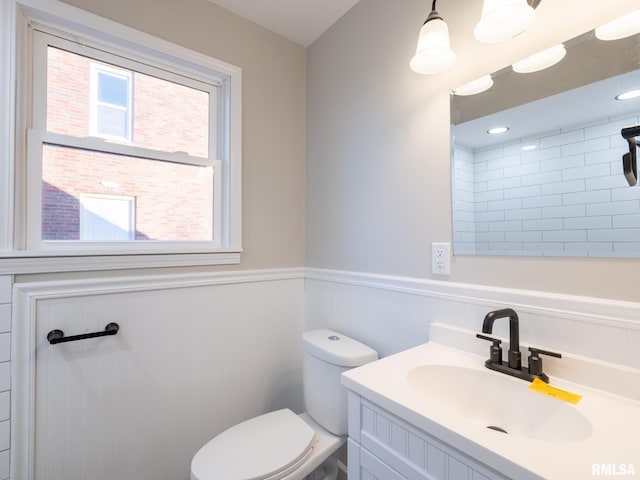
[13,269,305,480]
[304,269,640,367]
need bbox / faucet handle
[476,334,502,364]
[527,347,561,377]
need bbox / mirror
[451,27,640,257]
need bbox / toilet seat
[190,409,316,480]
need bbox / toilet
[190,329,378,480]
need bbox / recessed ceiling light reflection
[512,44,566,73]
[453,75,494,96]
[487,127,509,135]
[595,9,640,41]
[615,89,640,101]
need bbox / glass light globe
[410,17,456,75]
[474,0,535,44]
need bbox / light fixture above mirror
[410,0,456,74]
[411,0,542,75]
[475,0,537,44]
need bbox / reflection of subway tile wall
[453,114,640,256]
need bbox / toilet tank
[302,329,378,436]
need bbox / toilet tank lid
[302,329,378,367]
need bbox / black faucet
[482,308,521,370]
[476,308,561,383]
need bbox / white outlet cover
[432,242,451,276]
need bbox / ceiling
[206,0,361,47]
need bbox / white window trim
[89,62,133,143]
[0,0,243,273]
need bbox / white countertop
[342,339,640,480]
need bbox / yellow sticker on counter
[529,377,583,405]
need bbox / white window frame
[89,62,133,143]
[0,0,242,273]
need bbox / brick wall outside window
[43,47,212,241]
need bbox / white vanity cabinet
[347,392,509,480]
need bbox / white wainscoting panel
[305,269,640,368]
[13,269,305,480]
[0,276,10,480]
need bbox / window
[90,64,133,142]
[2,0,243,268]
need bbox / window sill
[0,250,241,274]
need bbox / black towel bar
[47,323,120,344]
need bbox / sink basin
[407,364,592,443]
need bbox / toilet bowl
[190,329,378,480]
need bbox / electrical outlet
[432,242,451,275]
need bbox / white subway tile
[489,221,522,232]
[541,153,584,172]
[541,129,584,149]
[543,230,587,242]
[476,232,505,242]
[562,162,610,181]
[613,214,640,228]
[475,189,503,202]
[0,278,9,305]
[522,194,562,208]
[475,168,503,182]
[542,204,586,218]
[565,242,613,255]
[521,171,562,186]
[613,243,640,256]
[562,136,610,156]
[505,208,541,220]
[504,162,539,178]
[522,146,561,163]
[487,198,522,211]
[474,161,488,172]
[585,146,625,165]
[564,216,612,230]
[506,231,542,242]
[476,210,505,222]
[475,147,504,162]
[454,220,475,232]
[0,421,8,451]
[524,242,563,253]
[0,307,8,334]
[0,450,8,479]
[585,117,637,139]
[488,154,521,170]
[541,179,585,195]
[562,190,610,205]
[504,185,541,199]
[587,200,640,216]
[0,336,8,363]
[586,175,629,190]
[0,393,8,422]
[0,364,9,392]
[523,218,564,231]
[487,176,521,191]
[612,187,640,201]
[589,228,640,242]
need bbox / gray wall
[306,0,640,301]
